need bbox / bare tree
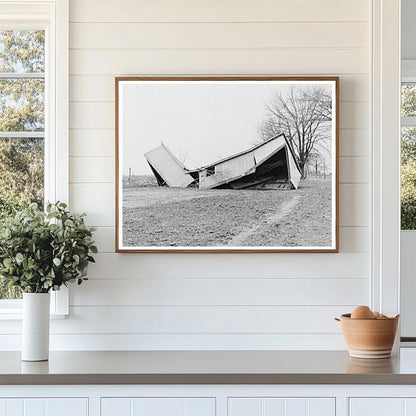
[259,85,332,179]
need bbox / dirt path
[227,194,301,246]
[122,178,332,247]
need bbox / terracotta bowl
[337,313,399,359]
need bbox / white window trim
[402,60,416,80]
[371,0,401,323]
[0,0,69,317]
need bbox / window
[0,29,45,300]
[0,0,68,314]
[401,78,416,229]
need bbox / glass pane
[0,30,45,73]
[401,127,416,230]
[0,283,22,300]
[0,137,44,300]
[0,30,45,301]
[0,137,44,216]
[402,83,416,117]
[0,78,44,131]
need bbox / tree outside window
[0,30,45,299]
[401,84,416,230]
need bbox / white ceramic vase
[22,292,50,361]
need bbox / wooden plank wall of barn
[1,0,371,350]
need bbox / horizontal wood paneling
[91,226,369,254]
[0,333,347,350]
[339,102,369,129]
[339,227,369,253]
[339,129,369,157]
[70,49,368,76]
[86,253,369,279]
[70,103,113,129]
[69,75,369,103]
[339,76,369,102]
[339,184,369,227]
[91,227,115,253]
[70,22,368,50]
[59,306,354,334]
[60,0,372,351]
[70,278,368,306]
[69,183,114,226]
[69,0,369,23]
[70,76,115,102]
[69,157,114,183]
[0,306,356,335]
[339,157,369,183]
[69,130,114,157]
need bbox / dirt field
[122,178,332,248]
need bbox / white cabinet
[0,398,88,416]
[349,398,416,416]
[5,385,416,416]
[101,398,215,416]
[349,397,416,416]
[228,397,335,416]
[349,398,404,416]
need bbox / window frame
[401,62,416,234]
[401,61,416,127]
[371,0,401,321]
[399,61,416,341]
[0,0,69,316]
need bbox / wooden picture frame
[115,76,339,253]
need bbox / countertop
[2,349,416,385]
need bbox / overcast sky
[119,80,334,176]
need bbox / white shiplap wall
[49,0,371,349]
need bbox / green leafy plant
[0,202,97,293]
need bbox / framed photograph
[115,77,339,253]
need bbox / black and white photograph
[116,77,338,252]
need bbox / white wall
[62,0,371,350]
[2,0,372,350]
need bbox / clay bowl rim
[340,313,400,320]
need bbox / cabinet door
[228,398,335,416]
[101,398,215,416]
[0,398,88,416]
[350,398,416,416]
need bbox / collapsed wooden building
[144,134,302,190]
